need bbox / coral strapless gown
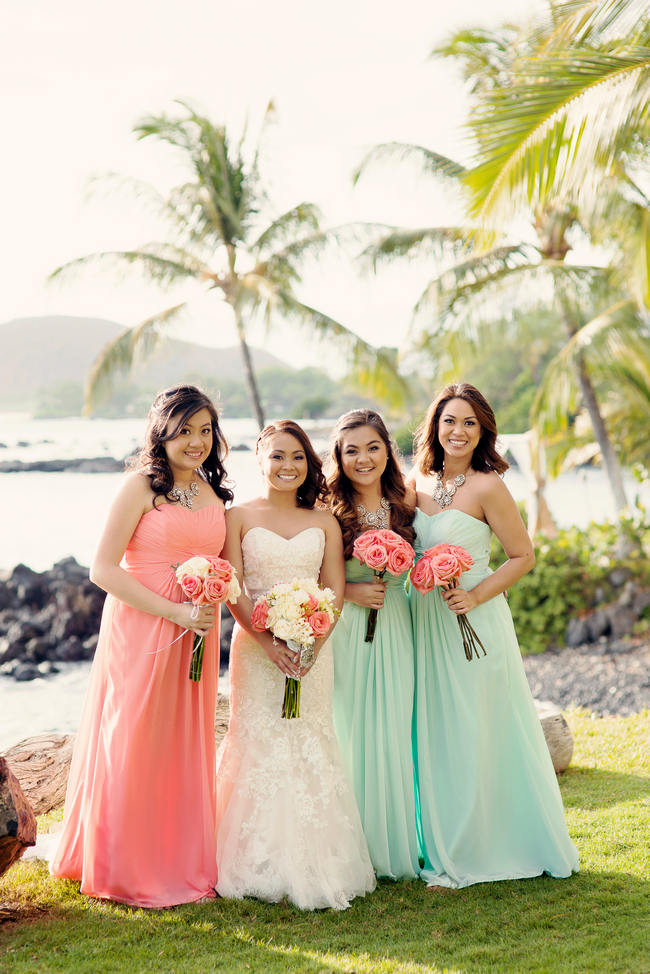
[215,526,376,910]
[411,508,579,888]
[51,504,224,907]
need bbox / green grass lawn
[1,710,648,974]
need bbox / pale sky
[1,0,545,369]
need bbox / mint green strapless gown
[411,508,579,888]
[332,558,420,879]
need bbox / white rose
[176,556,211,580]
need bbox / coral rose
[353,531,378,556]
[429,551,462,585]
[251,600,270,632]
[180,574,204,602]
[450,545,474,572]
[308,610,331,637]
[304,593,320,613]
[410,557,436,594]
[204,576,228,602]
[363,543,389,571]
[386,543,415,576]
[207,557,234,581]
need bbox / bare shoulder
[117,470,154,509]
[474,470,510,502]
[311,507,340,533]
[404,484,417,508]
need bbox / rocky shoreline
[1,558,648,718]
[0,559,233,683]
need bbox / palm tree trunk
[574,354,628,512]
[233,308,265,430]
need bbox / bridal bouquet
[353,529,415,642]
[251,578,337,718]
[174,556,241,681]
[409,544,487,661]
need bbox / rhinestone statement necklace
[169,481,200,509]
[357,496,390,529]
[432,470,466,509]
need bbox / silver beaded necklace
[432,470,466,509]
[169,481,200,509]
[357,496,390,529]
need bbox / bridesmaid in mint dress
[326,410,419,880]
[408,383,579,888]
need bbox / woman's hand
[169,601,216,637]
[441,586,479,615]
[347,581,387,610]
[263,639,301,679]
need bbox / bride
[215,420,376,910]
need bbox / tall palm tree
[52,102,407,427]
[355,4,650,513]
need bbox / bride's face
[259,432,308,493]
[339,424,388,491]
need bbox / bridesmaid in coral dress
[51,385,233,907]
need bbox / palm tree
[355,4,650,513]
[52,102,407,427]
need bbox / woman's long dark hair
[325,409,415,559]
[413,383,508,476]
[256,420,326,509]
[129,385,234,505]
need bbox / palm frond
[251,203,321,255]
[432,26,522,93]
[266,290,411,408]
[49,246,213,289]
[84,303,187,412]
[360,226,470,269]
[541,0,649,49]
[353,143,466,186]
[467,47,650,222]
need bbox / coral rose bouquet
[409,544,487,661]
[353,529,416,643]
[251,578,337,718]
[174,556,241,681]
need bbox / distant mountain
[0,315,288,410]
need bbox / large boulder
[534,700,574,773]
[0,756,36,876]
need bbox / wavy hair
[413,383,508,476]
[256,420,326,509]
[128,385,234,505]
[325,409,415,559]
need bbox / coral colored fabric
[51,504,224,907]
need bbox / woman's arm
[443,474,535,615]
[90,473,215,635]
[222,507,301,678]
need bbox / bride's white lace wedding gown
[215,526,376,910]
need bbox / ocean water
[1,413,647,749]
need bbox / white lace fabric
[215,526,376,910]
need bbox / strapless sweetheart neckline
[415,508,488,528]
[242,525,325,544]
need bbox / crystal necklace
[357,496,390,529]
[432,469,466,509]
[169,481,200,509]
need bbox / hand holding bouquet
[409,544,486,661]
[174,556,241,681]
[251,578,337,718]
[353,529,415,642]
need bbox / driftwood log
[534,700,574,773]
[0,756,36,877]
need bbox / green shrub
[491,510,650,654]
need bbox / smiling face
[163,407,213,481]
[339,424,388,491]
[437,397,481,466]
[258,431,308,494]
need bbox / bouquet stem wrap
[365,569,387,643]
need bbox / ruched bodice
[241,526,325,602]
[413,508,490,585]
[123,504,225,586]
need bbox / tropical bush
[492,510,650,654]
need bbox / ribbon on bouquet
[144,604,202,655]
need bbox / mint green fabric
[411,508,579,888]
[332,557,419,880]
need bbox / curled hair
[413,383,508,476]
[128,385,234,505]
[325,409,415,559]
[256,420,326,509]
